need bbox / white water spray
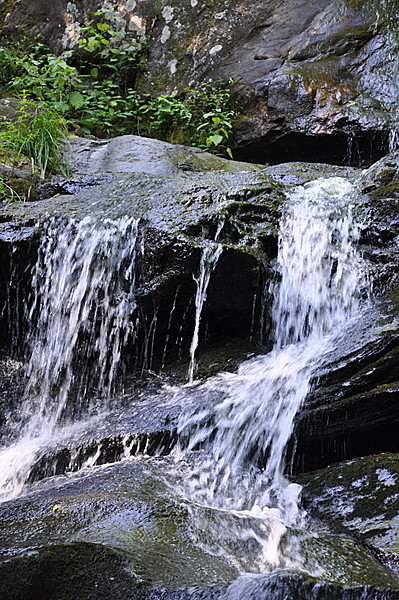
[0,215,139,500]
[188,243,223,383]
[389,128,399,153]
[178,177,368,569]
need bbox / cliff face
[2,0,398,165]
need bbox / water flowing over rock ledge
[0,136,399,599]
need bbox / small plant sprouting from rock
[0,176,23,205]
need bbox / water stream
[177,177,368,570]
[188,243,223,383]
[0,215,139,499]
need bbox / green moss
[368,183,399,200]
[386,287,399,311]
[0,542,143,600]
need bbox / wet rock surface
[0,137,399,597]
[1,457,399,599]
[1,139,399,468]
[290,301,399,473]
[0,355,25,436]
[299,454,399,571]
[62,136,261,179]
[0,136,284,376]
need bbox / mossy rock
[368,184,399,201]
[0,542,148,600]
[0,1,17,27]
[299,453,399,561]
[1,457,399,597]
[0,459,238,588]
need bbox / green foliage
[141,84,238,157]
[142,93,192,139]
[0,41,81,113]
[76,8,147,91]
[0,97,69,178]
[186,84,237,157]
[0,9,240,161]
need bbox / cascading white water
[389,128,399,153]
[26,215,139,429]
[0,215,139,500]
[178,177,369,570]
[188,243,223,383]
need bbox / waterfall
[0,175,370,577]
[188,243,223,383]
[0,215,139,499]
[178,177,368,569]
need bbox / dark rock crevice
[233,129,388,167]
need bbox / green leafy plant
[140,83,239,157]
[0,41,82,115]
[0,10,240,159]
[77,8,147,91]
[141,93,192,140]
[186,84,238,157]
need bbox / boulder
[290,313,399,473]
[1,457,399,599]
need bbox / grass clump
[0,175,23,204]
[0,97,69,179]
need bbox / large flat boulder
[1,457,399,599]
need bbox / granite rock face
[299,454,399,570]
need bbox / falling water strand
[0,215,139,500]
[188,243,223,383]
[389,128,399,153]
[178,177,368,570]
